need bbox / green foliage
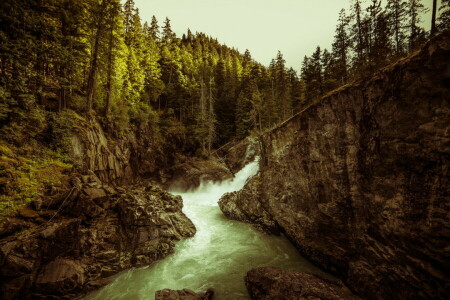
[300,0,432,106]
[49,110,78,154]
[0,142,72,217]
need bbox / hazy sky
[134,0,436,72]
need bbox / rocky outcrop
[71,118,134,185]
[167,157,233,191]
[155,288,214,300]
[220,31,450,299]
[71,117,176,185]
[0,174,195,299]
[215,137,260,174]
[245,267,360,300]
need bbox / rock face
[220,31,450,299]
[0,174,195,299]
[71,117,176,185]
[215,137,260,174]
[167,157,233,191]
[245,267,360,300]
[155,288,214,300]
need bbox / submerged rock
[219,30,450,299]
[155,288,214,300]
[0,175,195,299]
[245,267,360,300]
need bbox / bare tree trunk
[431,0,437,36]
[200,78,206,154]
[86,0,106,112]
[208,76,215,156]
[104,8,115,118]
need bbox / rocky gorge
[219,30,450,299]
[0,22,448,300]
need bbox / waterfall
[84,158,324,300]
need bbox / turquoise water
[84,159,327,299]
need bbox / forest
[0,1,449,299]
[0,0,448,214]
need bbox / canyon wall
[220,30,450,299]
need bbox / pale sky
[134,0,437,73]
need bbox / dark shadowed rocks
[245,267,360,300]
[215,137,259,174]
[155,288,214,300]
[219,30,450,299]
[166,157,233,191]
[0,173,195,299]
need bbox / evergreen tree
[162,17,176,44]
[438,0,450,31]
[408,0,428,52]
[386,0,408,57]
[332,9,352,83]
[149,15,160,40]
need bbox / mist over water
[84,158,326,300]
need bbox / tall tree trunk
[86,0,106,113]
[208,76,214,156]
[104,9,115,118]
[431,0,437,36]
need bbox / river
[84,158,327,299]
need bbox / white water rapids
[84,158,327,299]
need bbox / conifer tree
[386,0,408,57]
[438,0,450,31]
[150,15,160,40]
[332,9,352,83]
[408,0,428,52]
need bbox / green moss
[0,142,72,218]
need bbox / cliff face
[70,117,166,185]
[220,31,450,299]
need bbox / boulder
[245,267,359,300]
[167,157,233,191]
[35,258,85,295]
[155,288,214,300]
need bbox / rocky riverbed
[0,173,195,299]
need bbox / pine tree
[386,0,408,57]
[322,48,338,93]
[332,9,352,83]
[149,15,160,40]
[438,0,450,31]
[366,0,383,70]
[86,0,108,112]
[372,9,391,69]
[104,0,122,117]
[162,17,175,44]
[351,0,367,73]
[408,0,428,52]
[275,51,289,119]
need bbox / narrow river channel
[84,158,327,299]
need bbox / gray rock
[35,258,85,295]
[245,267,360,300]
[155,288,214,300]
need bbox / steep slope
[0,117,197,300]
[219,30,450,299]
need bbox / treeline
[301,0,450,100]
[0,0,303,157]
[0,0,447,158]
